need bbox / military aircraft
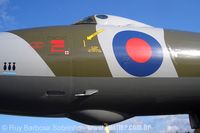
[0,14,200,132]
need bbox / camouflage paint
[11,25,112,77]
[164,30,200,77]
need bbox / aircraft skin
[0,15,200,129]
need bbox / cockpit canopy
[74,14,152,27]
[74,16,97,25]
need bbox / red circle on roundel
[126,38,152,63]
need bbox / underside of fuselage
[0,76,200,126]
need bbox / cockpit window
[74,16,97,25]
[96,15,108,19]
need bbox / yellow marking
[83,40,86,47]
[88,46,102,53]
[104,123,109,133]
[87,29,104,41]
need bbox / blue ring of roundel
[113,31,163,77]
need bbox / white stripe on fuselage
[0,32,55,77]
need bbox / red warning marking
[126,38,152,63]
[51,40,65,53]
[31,42,44,49]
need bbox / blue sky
[1,0,200,32]
[0,0,199,133]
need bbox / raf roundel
[113,31,163,77]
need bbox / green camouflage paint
[164,30,200,77]
[11,25,112,77]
